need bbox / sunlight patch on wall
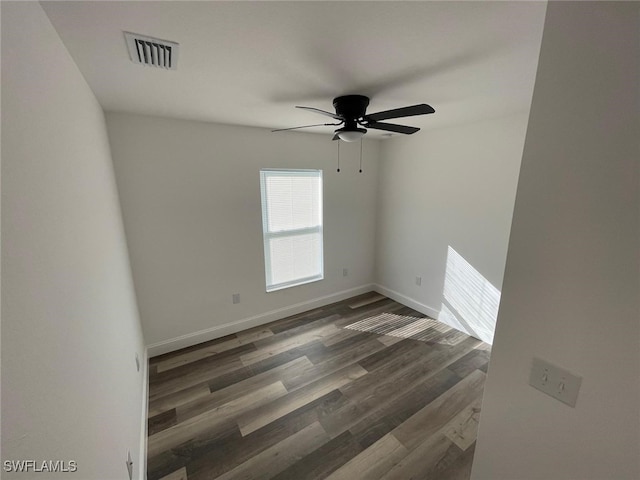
[441,246,500,344]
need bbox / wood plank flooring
[147,292,491,480]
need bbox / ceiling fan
[273,95,435,141]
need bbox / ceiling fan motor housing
[333,95,370,128]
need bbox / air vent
[124,32,179,70]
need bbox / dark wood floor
[147,292,490,480]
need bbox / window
[260,169,323,292]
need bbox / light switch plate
[529,357,582,407]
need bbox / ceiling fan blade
[272,122,341,132]
[365,121,420,135]
[365,104,435,122]
[296,106,343,121]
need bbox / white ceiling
[42,1,547,139]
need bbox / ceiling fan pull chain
[337,140,341,173]
[359,139,363,173]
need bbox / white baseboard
[138,346,149,480]
[373,283,441,319]
[147,284,375,357]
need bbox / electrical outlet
[126,451,133,480]
[343,268,348,277]
[135,353,140,372]
[415,276,422,286]
[232,293,240,304]
[529,357,582,407]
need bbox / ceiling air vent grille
[124,32,179,70]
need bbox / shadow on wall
[439,246,500,344]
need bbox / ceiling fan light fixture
[336,128,366,142]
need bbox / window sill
[266,275,324,293]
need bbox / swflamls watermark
[3,460,78,473]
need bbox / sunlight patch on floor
[344,313,453,343]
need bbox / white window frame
[260,169,324,292]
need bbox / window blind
[260,169,324,292]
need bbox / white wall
[105,113,380,354]
[472,2,640,479]
[1,3,146,479]
[375,114,530,343]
